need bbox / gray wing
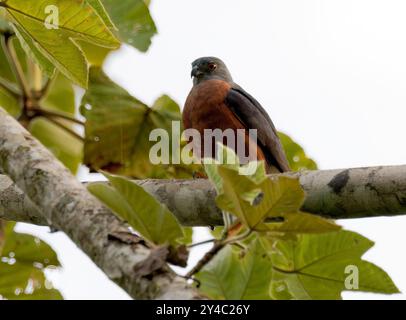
[224,84,290,172]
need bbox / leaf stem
[40,74,56,98]
[186,228,253,278]
[3,36,31,99]
[31,107,84,126]
[0,80,20,98]
[187,238,216,248]
[32,63,42,93]
[223,229,253,245]
[45,116,84,142]
[186,240,225,278]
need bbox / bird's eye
[208,63,217,71]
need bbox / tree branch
[2,165,406,227]
[132,165,406,225]
[3,163,406,230]
[0,174,45,225]
[0,107,203,300]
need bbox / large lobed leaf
[81,68,197,178]
[206,145,339,234]
[1,0,120,87]
[0,31,83,173]
[268,230,400,299]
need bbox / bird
[183,57,290,174]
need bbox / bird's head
[191,57,233,85]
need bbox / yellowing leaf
[2,0,120,87]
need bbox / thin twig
[40,74,56,98]
[177,274,201,287]
[188,238,216,249]
[186,228,253,278]
[223,229,253,245]
[186,240,225,278]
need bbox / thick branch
[3,164,406,228]
[0,107,202,300]
[135,165,406,225]
[0,174,44,225]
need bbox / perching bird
[183,57,290,174]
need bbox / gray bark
[133,165,406,224]
[2,166,406,227]
[0,108,202,300]
[0,174,44,225]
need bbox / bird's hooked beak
[191,65,202,78]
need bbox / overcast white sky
[17,0,406,299]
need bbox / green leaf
[1,229,60,268]
[78,41,112,66]
[215,166,304,229]
[0,222,62,300]
[207,145,338,234]
[196,240,272,300]
[0,263,62,300]
[0,34,19,89]
[73,1,118,66]
[88,173,184,245]
[2,0,120,87]
[12,23,56,78]
[0,220,6,256]
[40,73,74,113]
[269,230,399,299]
[279,132,318,171]
[0,8,12,32]
[205,145,340,233]
[29,117,83,174]
[178,227,193,245]
[0,85,20,117]
[266,212,340,235]
[39,76,72,116]
[101,0,157,52]
[81,68,196,178]
[30,72,82,173]
[86,0,116,30]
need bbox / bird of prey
[183,56,290,174]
